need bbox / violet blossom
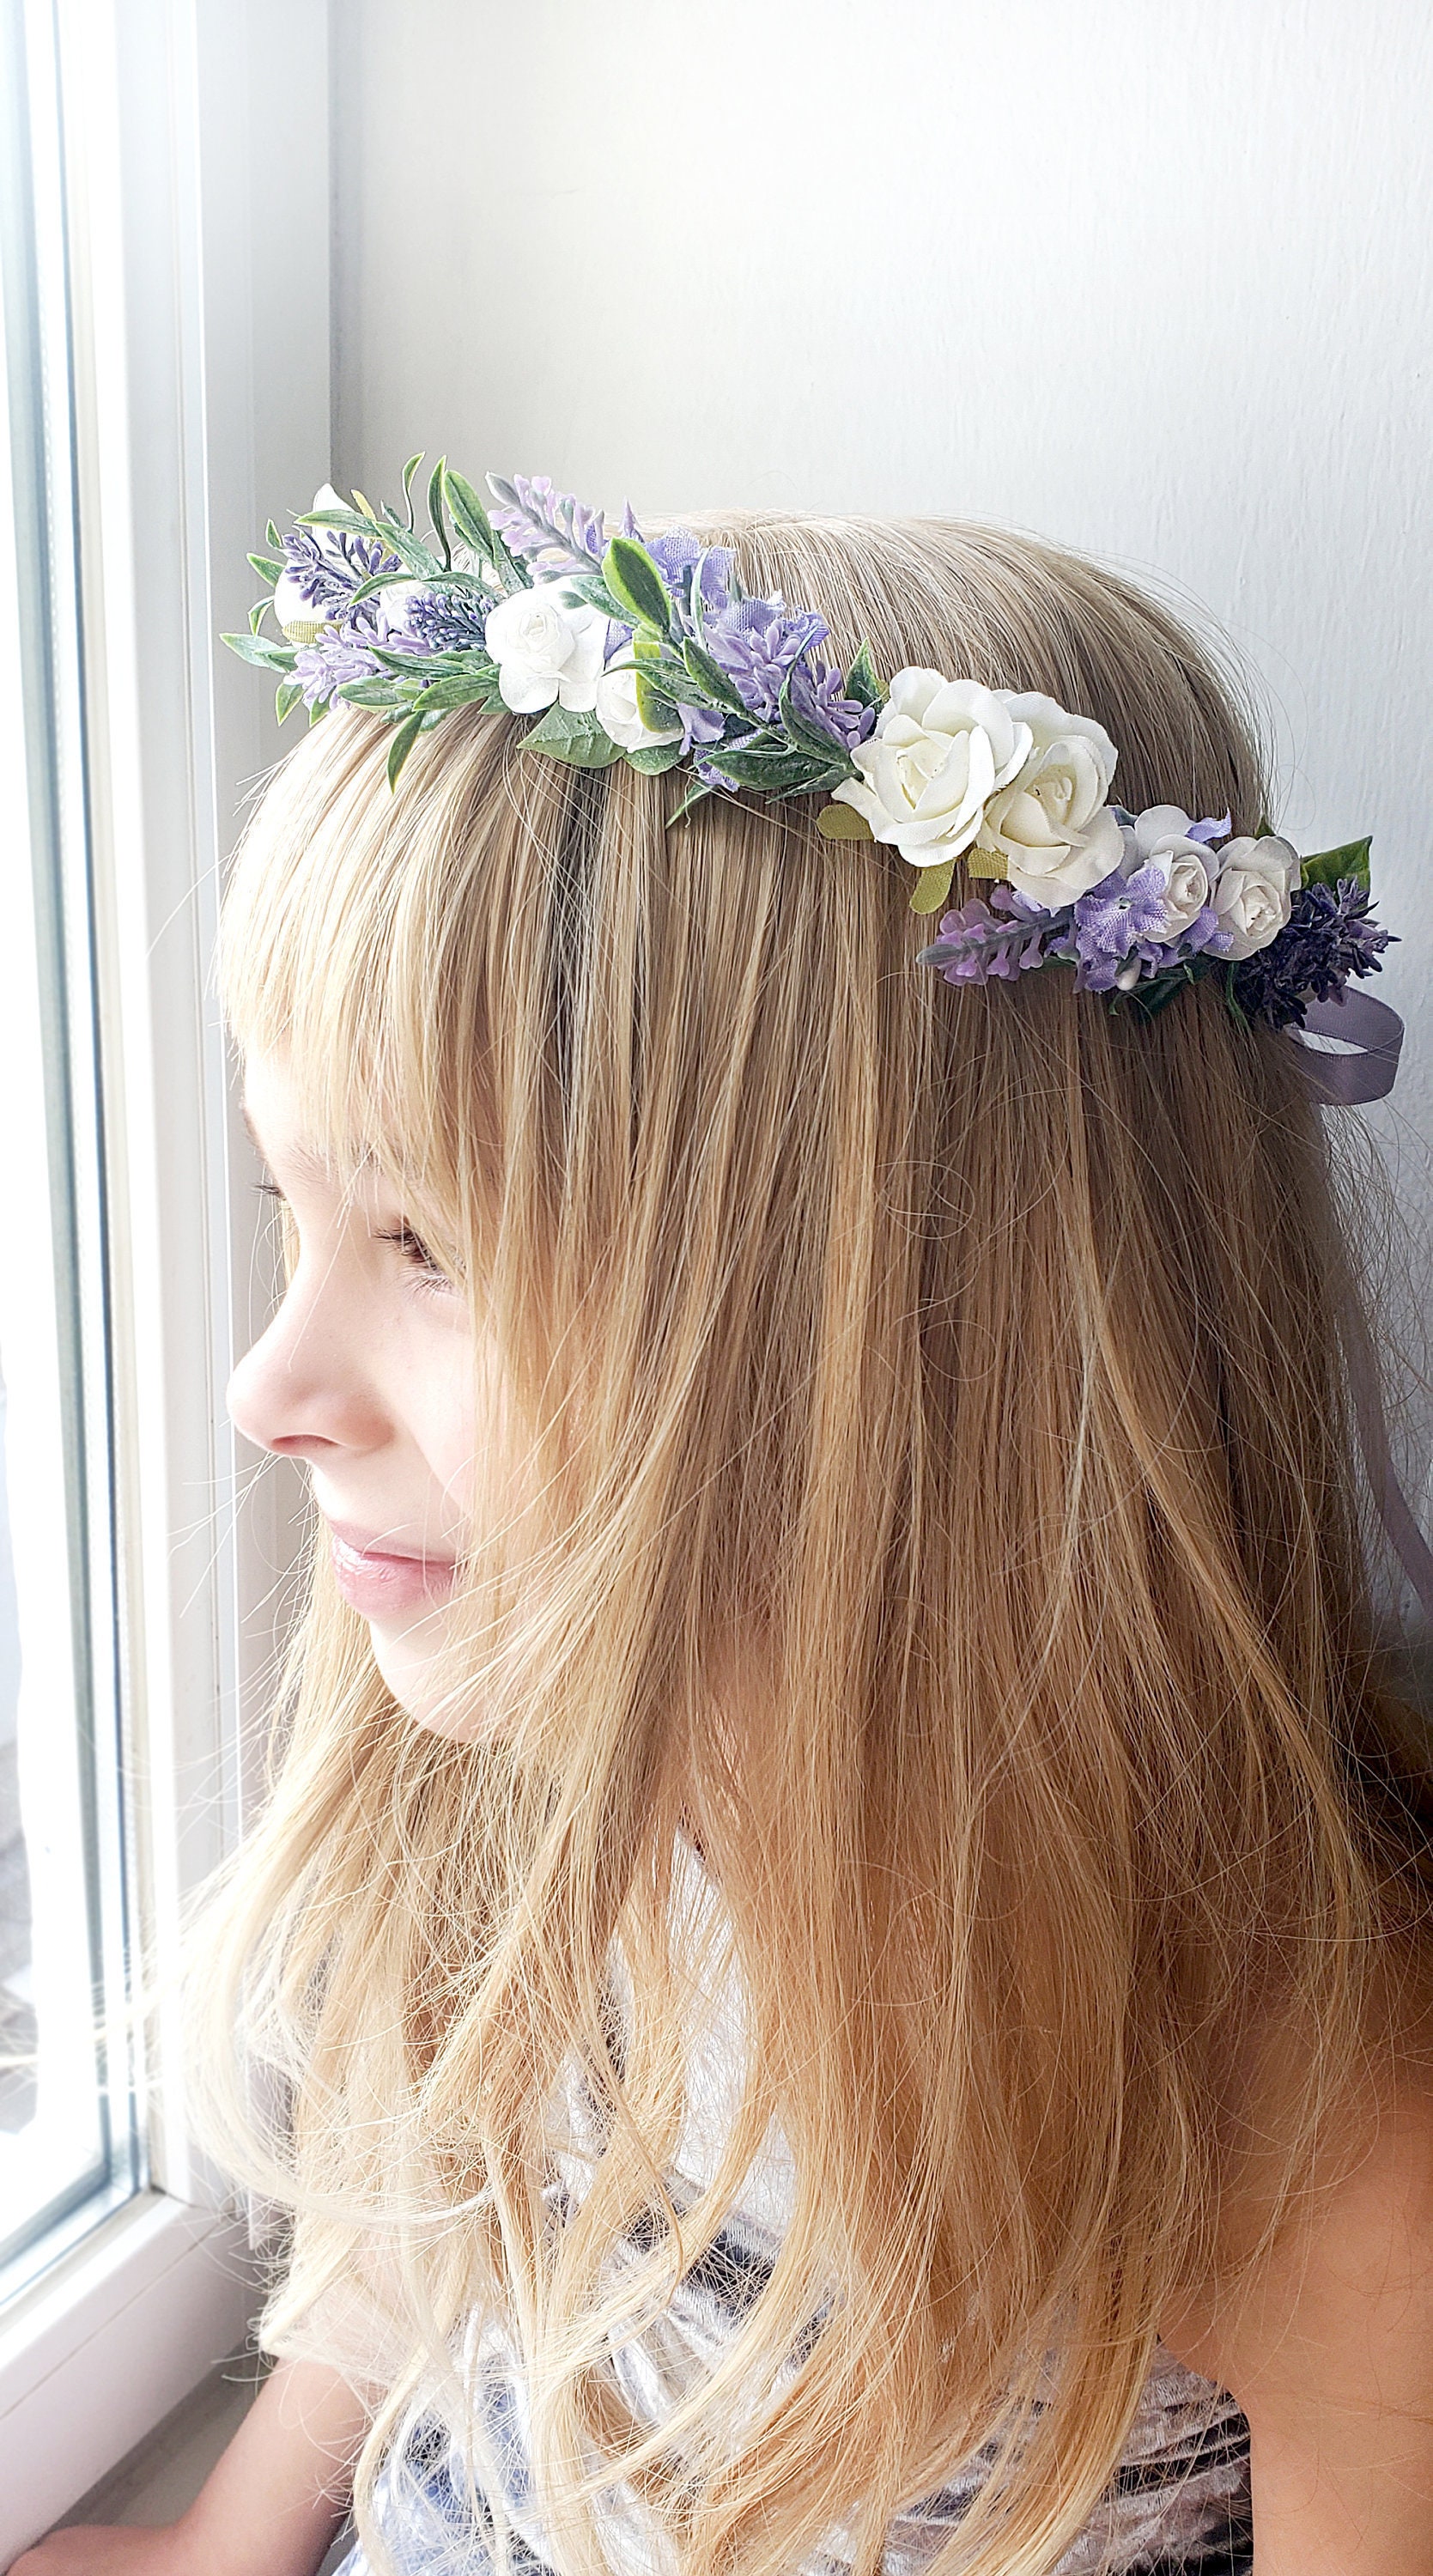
[701,598,830,723]
[787,659,877,753]
[1231,881,1394,1031]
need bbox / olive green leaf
[1300,835,1372,893]
[603,536,672,632]
[908,857,956,914]
[523,704,624,769]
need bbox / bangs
[219,702,528,1233]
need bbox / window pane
[0,0,139,2294]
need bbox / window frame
[0,0,329,2546]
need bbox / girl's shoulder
[1161,1937,1433,2570]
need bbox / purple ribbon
[1289,989,1433,1626]
[1293,987,1405,1104]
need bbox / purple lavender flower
[915,896,1066,985]
[395,588,493,653]
[787,659,877,753]
[293,623,383,708]
[680,702,727,755]
[282,524,400,614]
[648,527,702,602]
[701,600,830,723]
[486,473,606,575]
[1231,881,1394,1031]
[1071,864,1179,991]
[695,548,737,622]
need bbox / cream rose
[975,692,1122,906]
[1209,834,1300,960]
[593,661,683,752]
[483,586,608,715]
[1125,806,1216,938]
[830,671,1033,871]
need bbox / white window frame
[0,0,328,2547]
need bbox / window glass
[0,0,139,2295]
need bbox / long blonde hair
[193,513,1432,2576]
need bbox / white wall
[330,0,1433,1181]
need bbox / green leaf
[247,551,284,586]
[625,740,685,775]
[308,696,329,726]
[522,703,624,769]
[1300,834,1371,893]
[386,709,428,788]
[603,536,672,632]
[401,452,424,526]
[668,780,716,826]
[413,667,504,713]
[680,636,749,716]
[222,629,297,671]
[843,642,883,710]
[634,670,688,733]
[443,467,526,592]
[265,519,283,553]
[1119,961,1206,1021]
[427,457,452,568]
[562,572,634,627]
[908,857,956,914]
[335,677,420,709]
[275,677,305,724]
[700,740,842,793]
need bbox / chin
[368,1619,483,1738]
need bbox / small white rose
[1210,834,1301,961]
[1125,811,1216,938]
[593,661,683,752]
[484,586,609,714]
[1148,850,1214,937]
[831,670,1033,871]
[975,692,1122,906]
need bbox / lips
[325,1522,459,1620]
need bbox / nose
[227,1267,391,1464]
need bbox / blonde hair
[193,514,1432,2576]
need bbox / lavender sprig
[1231,881,1394,1031]
[486,473,607,576]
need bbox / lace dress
[333,1854,1254,2575]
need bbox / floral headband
[224,459,1397,1093]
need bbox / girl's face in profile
[228,1044,489,1733]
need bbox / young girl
[18,490,1433,2576]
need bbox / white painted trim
[0,2195,255,2561]
[0,0,327,2524]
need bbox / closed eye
[375,1225,453,1291]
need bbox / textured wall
[330,0,1432,1317]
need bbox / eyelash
[254,1182,452,1291]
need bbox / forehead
[239,1047,374,1188]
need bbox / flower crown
[224,459,1393,1048]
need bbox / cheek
[410,1322,507,1534]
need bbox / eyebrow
[239,1098,347,1182]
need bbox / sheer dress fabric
[331,1849,1254,2576]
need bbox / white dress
[336,1851,1254,2576]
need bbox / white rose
[593,661,683,752]
[483,586,609,714]
[830,671,1033,872]
[1125,807,1215,938]
[975,692,1122,906]
[1209,834,1300,960]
